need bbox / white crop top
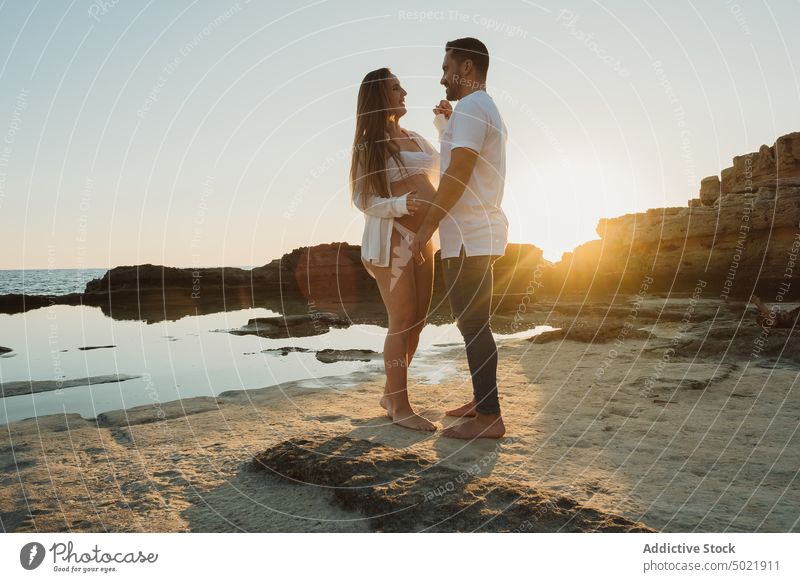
[385,132,440,187]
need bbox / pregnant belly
[390,173,437,232]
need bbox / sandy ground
[1,302,799,532]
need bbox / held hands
[404,192,429,264]
[433,100,452,119]
[405,191,421,216]
[410,227,432,265]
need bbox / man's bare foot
[442,413,505,439]
[445,399,477,417]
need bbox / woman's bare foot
[379,379,393,417]
[445,399,477,417]
[390,405,437,432]
[442,413,505,440]
[379,394,392,418]
[380,393,436,432]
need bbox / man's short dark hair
[445,37,489,79]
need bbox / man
[410,37,509,440]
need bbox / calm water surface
[0,304,548,425]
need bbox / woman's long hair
[349,67,406,206]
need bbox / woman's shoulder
[404,128,426,139]
[404,128,438,154]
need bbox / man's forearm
[419,167,471,235]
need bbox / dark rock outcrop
[666,321,800,366]
[82,264,256,294]
[92,396,223,427]
[529,321,651,344]
[246,346,381,363]
[314,349,381,363]
[0,246,377,322]
[249,435,655,533]
[260,346,312,356]
[751,295,800,328]
[0,242,548,322]
[228,313,351,339]
[1,375,140,399]
[77,345,116,351]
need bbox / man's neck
[459,81,486,100]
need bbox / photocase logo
[20,542,46,570]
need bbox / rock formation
[0,375,140,398]
[3,132,797,316]
[228,313,351,339]
[720,132,800,196]
[750,295,800,329]
[545,131,800,299]
[0,243,547,322]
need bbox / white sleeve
[433,113,449,139]
[448,99,486,153]
[354,191,409,217]
[352,157,410,218]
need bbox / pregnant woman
[349,67,449,432]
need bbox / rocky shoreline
[1,294,799,532]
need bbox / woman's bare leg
[384,236,433,386]
[363,227,435,431]
[407,237,434,362]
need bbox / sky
[0,0,798,270]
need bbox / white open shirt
[351,117,444,267]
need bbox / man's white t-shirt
[438,89,509,259]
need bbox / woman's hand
[433,100,452,119]
[405,191,421,215]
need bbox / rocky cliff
[544,131,800,299]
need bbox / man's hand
[409,147,479,264]
[433,100,452,119]
[405,191,420,215]
[409,226,433,265]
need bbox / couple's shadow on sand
[179,416,509,533]
[181,416,652,532]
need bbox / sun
[503,155,639,263]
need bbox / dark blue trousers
[441,245,502,415]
